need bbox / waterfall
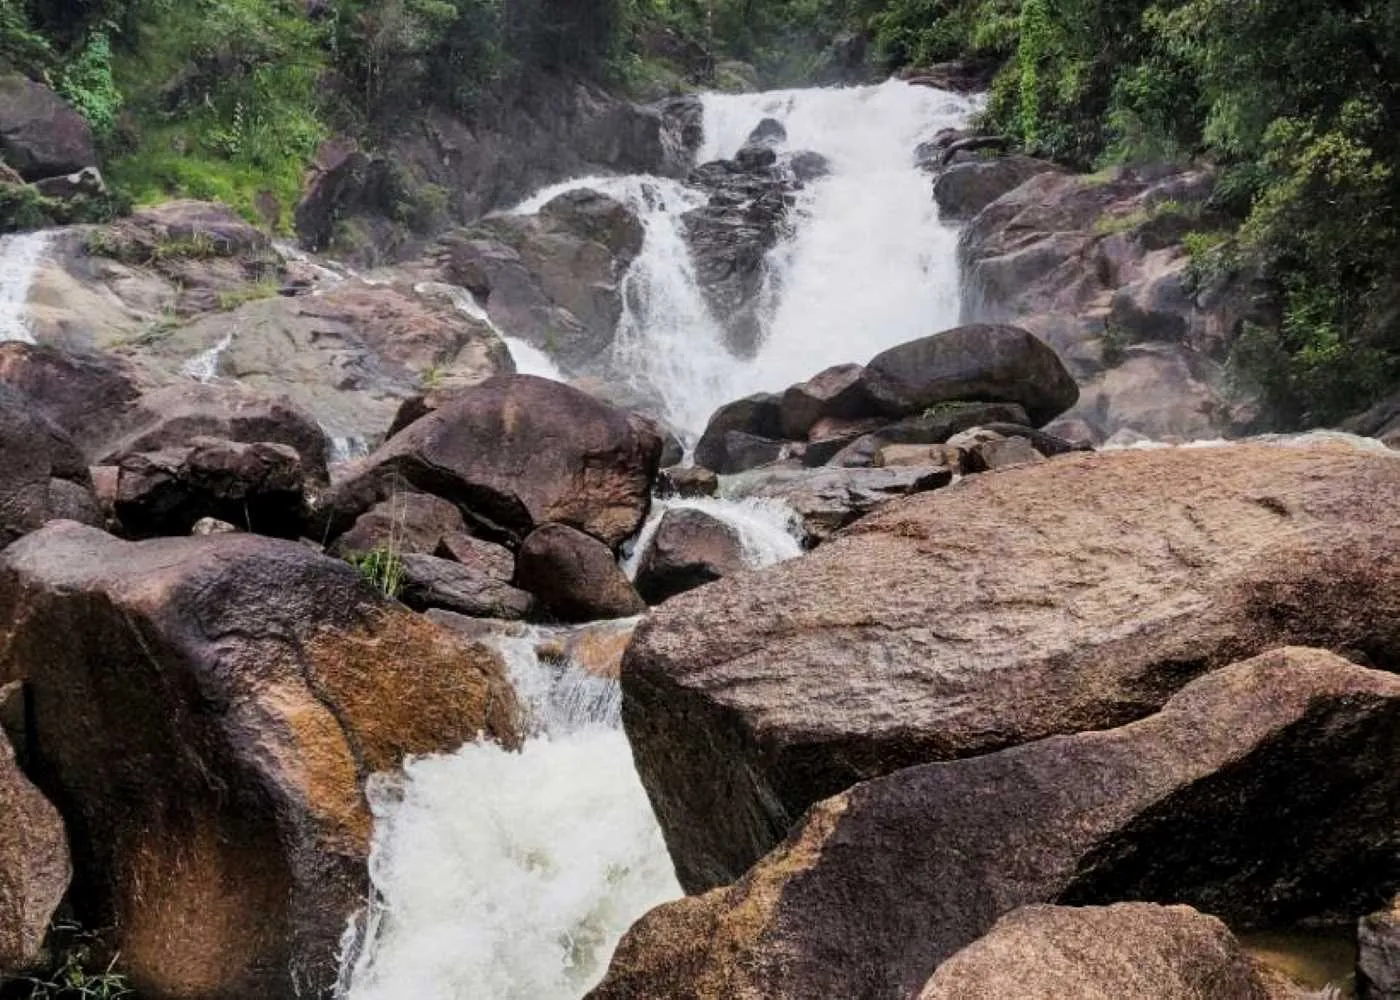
[339,79,972,1000]
[181,330,233,382]
[0,230,55,345]
[417,279,567,381]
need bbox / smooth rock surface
[635,508,746,604]
[596,649,1400,1000]
[398,552,535,620]
[624,443,1400,892]
[516,523,647,622]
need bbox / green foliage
[0,0,56,75]
[20,923,133,1000]
[57,32,123,134]
[351,547,406,599]
[0,182,129,233]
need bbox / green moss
[0,182,129,234]
[217,277,280,310]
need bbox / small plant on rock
[21,923,133,1000]
[351,546,406,600]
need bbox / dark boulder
[329,493,468,559]
[0,521,519,999]
[0,384,98,549]
[515,523,647,622]
[398,552,535,620]
[0,75,97,181]
[635,508,745,604]
[827,402,1032,467]
[114,438,306,539]
[778,364,877,439]
[656,466,719,499]
[0,342,141,443]
[594,649,1400,1000]
[434,531,515,582]
[694,393,783,472]
[319,376,662,549]
[861,325,1079,427]
[932,155,1060,221]
[623,443,1400,892]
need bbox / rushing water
[332,79,971,1000]
[0,230,54,345]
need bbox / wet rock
[933,155,1061,221]
[441,189,644,368]
[0,521,519,999]
[789,151,831,182]
[97,383,331,482]
[0,75,97,181]
[825,402,1031,467]
[900,59,1001,95]
[398,552,535,620]
[1360,899,1400,1000]
[536,618,639,680]
[435,531,515,582]
[779,363,877,439]
[745,119,787,148]
[0,715,71,977]
[0,384,97,549]
[320,375,662,549]
[596,649,1400,999]
[622,443,1400,892]
[918,903,1292,1000]
[694,393,783,472]
[656,466,719,499]
[861,325,1079,427]
[714,432,789,474]
[730,464,953,545]
[114,438,305,539]
[0,342,141,442]
[329,493,468,559]
[516,523,647,622]
[635,508,746,604]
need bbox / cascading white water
[622,495,804,578]
[181,330,233,382]
[417,279,567,381]
[0,230,55,345]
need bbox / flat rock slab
[623,442,1400,892]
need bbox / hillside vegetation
[2,0,1398,425]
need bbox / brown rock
[0,708,71,977]
[516,523,647,622]
[964,434,1046,472]
[860,325,1079,427]
[537,619,638,680]
[595,649,1400,1000]
[778,364,876,439]
[0,75,96,180]
[918,904,1289,1000]
[656,466,719,499]
[635,508,746,604]
[330,493,468,558]
[932,155,1061,222]
[826,402,1031,468]
[114,438,306,539]
[435,531,515,581]
[0,342,141,443]
[0,383,96,549]
[398,552,535,620]
[322,376,662,549]
[623,443,1400,892]
[874,443,964,469]
[1360,898,1400,999]
[97,383,331,482]
[0,521,518,999]
[694,393,783,473]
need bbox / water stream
[0,230,54,345]
[337,79,974,1000]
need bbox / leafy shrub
[57,32,123,134]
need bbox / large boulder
[694,393,783,473]
[918,903,1290,1000]
[96,383,332,481]
[329,493,469,559]
[932,155,1061,221]
[635,508,746,604]
[113,438,306,539]
[0,384,98,548]
[0,76,97,181]
[398,552,535,620]
[0,522,519,999]
[515,523,647,622]
[322,375,663,549]
[778,364,877,440]
[0,343,141,442]
[623,442,1400,892]
[860,325,1079,427]
[593,649,1400,1000]
[440,189,644,369]
[0,712,71,978]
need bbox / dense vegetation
[3,0,1398,424]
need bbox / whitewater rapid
[0,230,53,345]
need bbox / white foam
[0,230,55,344]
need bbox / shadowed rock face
[0,384,98,550]
[593,649,1400,1000]
[0,75,97,181]
[321,375,663,549]
[0,522,519,1000]
[622,443,1400,893]
[635,508,745,604]
[515,523,647,622]
[917,903,1290,1000]
[0,713,71,978]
